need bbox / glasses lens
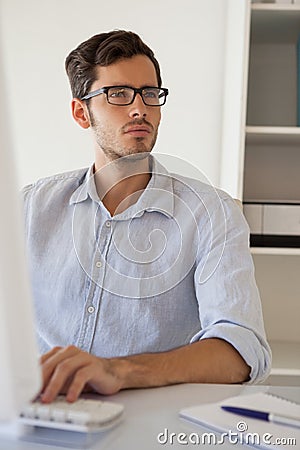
[143,88,166,106]
[106,87,167,106]
[107,87,134,105]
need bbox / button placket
[78,217,114,352]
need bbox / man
[23,30,271,403]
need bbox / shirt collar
[135,156,174,219]
[69,156,174,219]
[69,164,98,205]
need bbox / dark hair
[65,30,162,99]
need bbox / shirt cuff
[190,323,272,384]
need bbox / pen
[221,406,300,429]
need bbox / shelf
[244,5,300,381]
[251,4,300,43]
[246,126,300,145]
[252,4,300,12]
[269,340,300,376]
[251,247,300,255]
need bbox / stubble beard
[89,110,159,163]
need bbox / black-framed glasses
[81,85,169,106]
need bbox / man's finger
[41,351,89,402]
[41,346,82,392]
[39,346,62,364]
[66,366,92,402]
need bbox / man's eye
[109,89,128,98]
[144,90,158,99]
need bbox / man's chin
[126,150,151,160]
[121,142,153,157]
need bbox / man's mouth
[125,125,151,137]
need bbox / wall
[0,0,228,188]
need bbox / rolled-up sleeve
[191,195,272,383]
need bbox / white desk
[0,384,298,450]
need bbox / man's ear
[71,98,91,129]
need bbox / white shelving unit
[270,341,300,377]
[251,247,300,256]
[246,126,300,146]
[243,2,300,383]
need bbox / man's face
[86,55,162,164]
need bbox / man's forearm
[40,339,250,402]
[110,338,250,390]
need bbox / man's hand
[40,346,122,403]
[40,339,250,403]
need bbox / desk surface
[0,383,298,450]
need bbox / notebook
[180,391,300,449]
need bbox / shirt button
[105,221,111,228]
[87,306,95,314]
[96,261,102,268]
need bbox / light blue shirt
[22,158,271,383]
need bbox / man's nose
[128,93,147,118]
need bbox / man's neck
[93,154,151,216]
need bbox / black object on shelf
[250,234,300,248]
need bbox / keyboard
[18,396,124,432]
